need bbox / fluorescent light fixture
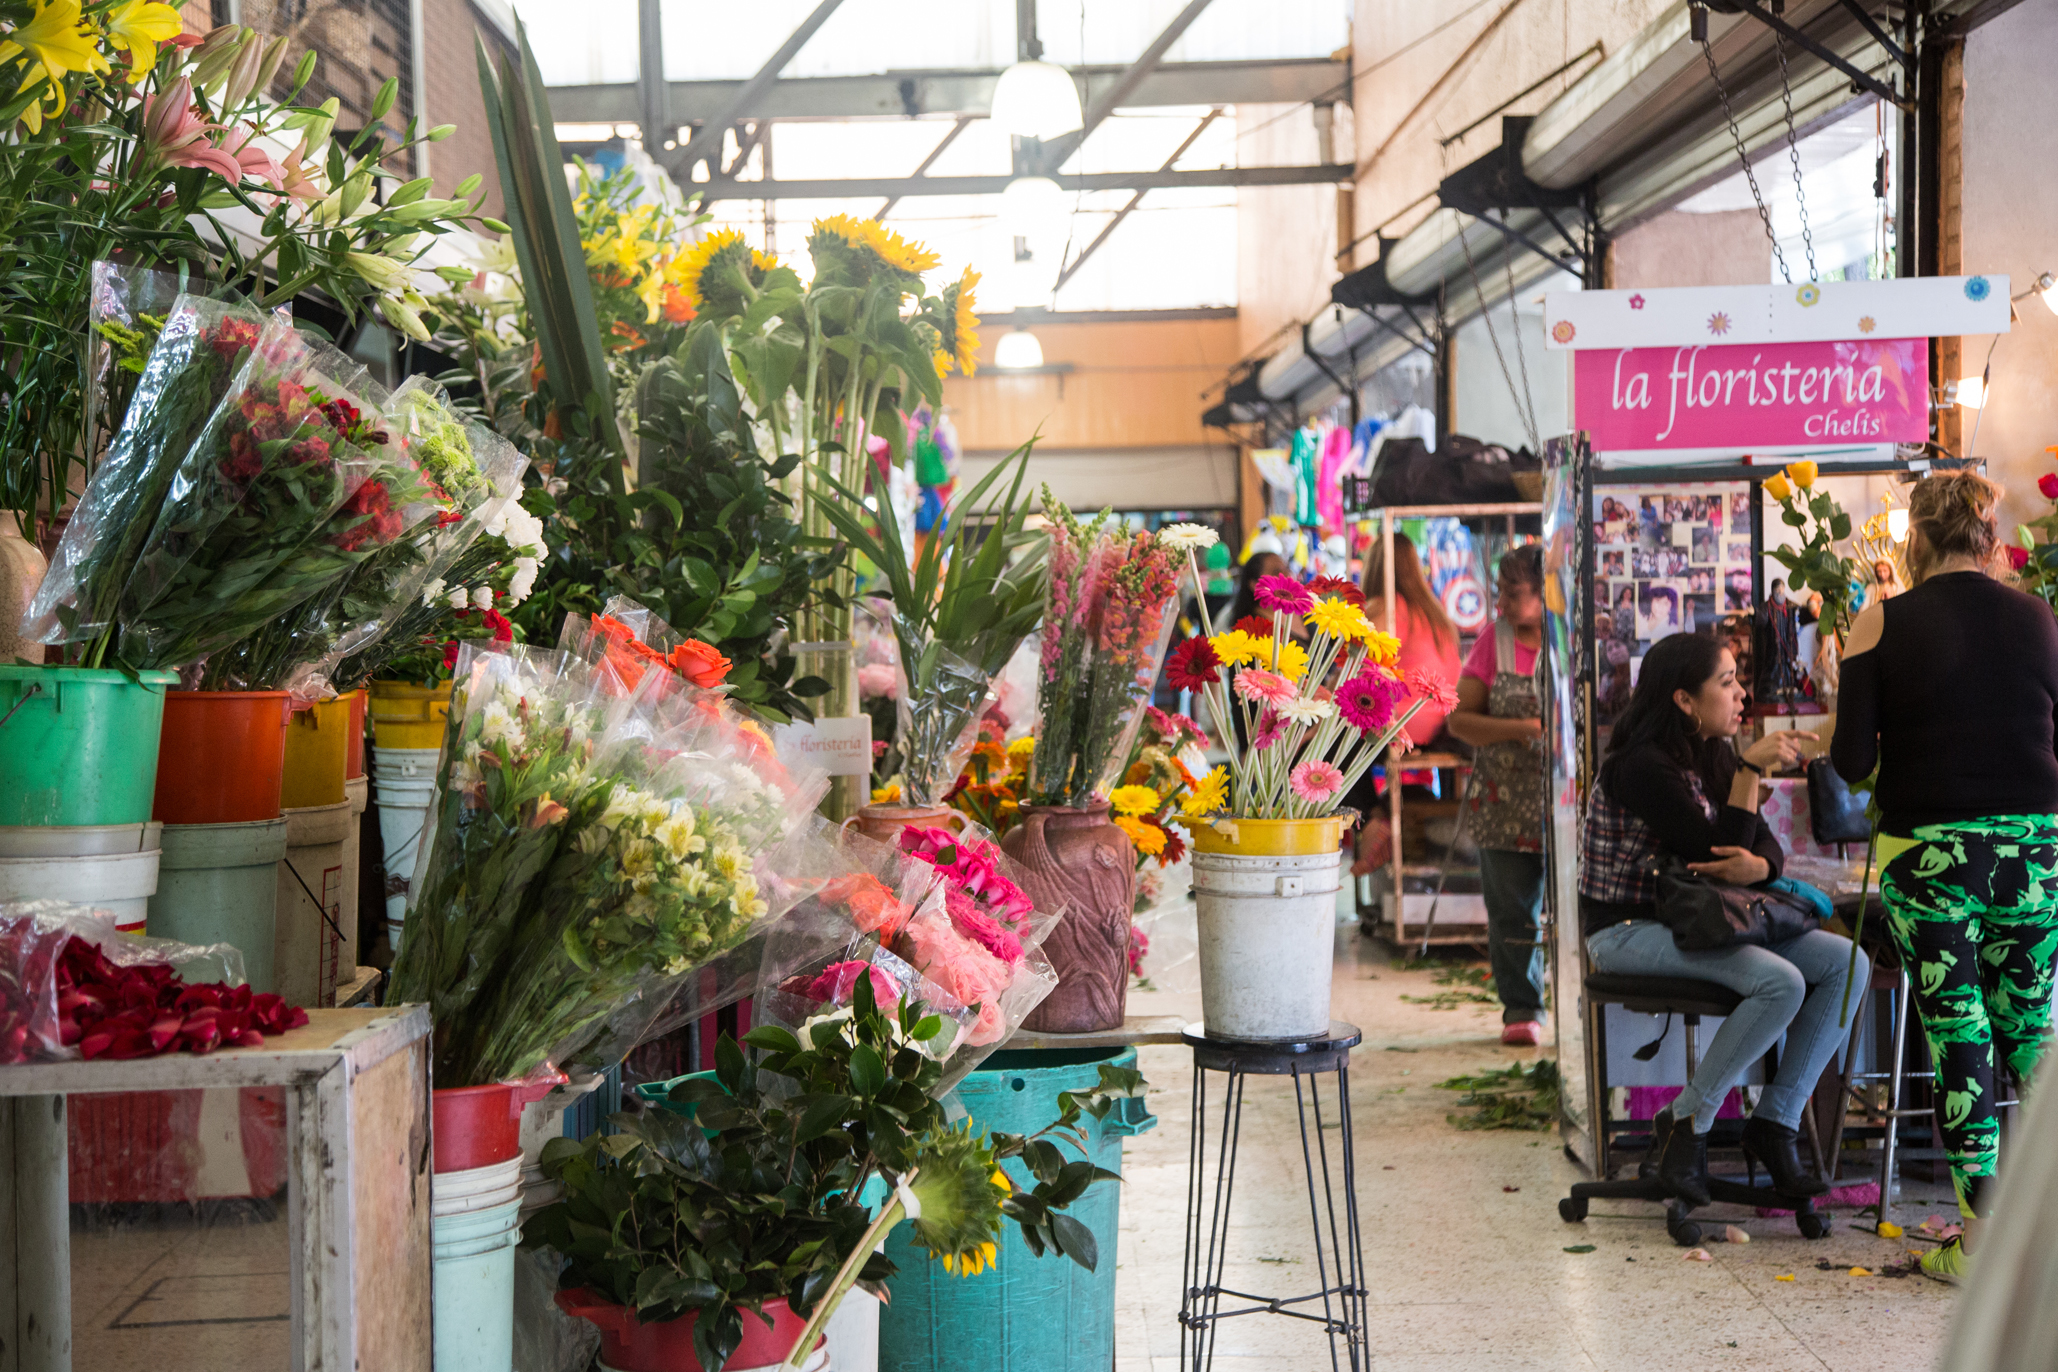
[989,60,1082,141]
[1000,176,1069,243]
[994,330,1045,369]
[1887,508,1909,543]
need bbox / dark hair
[1229,552,1285,625]
[1361,532,1454,649]
[1498,544,1543,594]
[1599,632,1729,793]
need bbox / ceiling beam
[874,116,976,221]
[635,0,667,150]
[696,162,1351,204]
[1035,0,1218,171]
[1054,107,1222,291]
[548,58,1347,125]
[669,0,845,174]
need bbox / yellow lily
[0,1,108,86]
[104,0,182,81]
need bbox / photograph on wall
[1691,525,1719,565]
[1637,580,1687,638]
[1729,491,1751,534]
[1725,538,1753,564]
[1684,593,1716,633]
[1725,568,1753,611]
[1600,549,1625,576]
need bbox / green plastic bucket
[147,818,290,992]
[0,666,178,826]
[878,1047,1154,1372]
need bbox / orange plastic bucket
[153,691,291,825]
[343,689,366,781]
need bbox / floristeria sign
[1573,338,1928,451]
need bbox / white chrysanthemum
[1158,522,1220,551]
[1276,696,1334,725]
[421,577,447,606]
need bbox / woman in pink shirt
[1360,533,1462,748]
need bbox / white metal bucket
[0,846,161,933]
[1191,847,1342,1041]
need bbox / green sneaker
[1920,1237,1968,1286]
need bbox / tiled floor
[1110,915,1960,1372]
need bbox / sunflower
[935,266,981,376]
[672,228,764,319]
[904,1130,1009,1278]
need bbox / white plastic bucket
[0,845,161,933]
[0,821,162,856]
[431,1192,521,1372]
[1192,846,1342,1041]
[339,776,367,990]
[434,1156,522,1215]
[373,747,438,958]
[276,799,351,1007]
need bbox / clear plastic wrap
[0,899,308,1064]
[83,260,231,471]
[113,315,412,673]
[24,294,268,650]
[894,639,996,807]
[248,379,527,699]
[753,938,981,1066]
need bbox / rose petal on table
[1683,1248,1712,1261]
[1724,1225,1750,1243]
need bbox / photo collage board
[1592,481,1755,724]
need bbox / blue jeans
[1479,848,1547,1024]
[1585,920,1869,1132]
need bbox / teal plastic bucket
[0,666,178,826]
[147,818,290,992]
[878,1047,1155,1372]
[432,1195,521,1372]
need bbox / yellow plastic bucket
[281,697,351,810]
[1186,814,1345,857]
[369,679,452,750]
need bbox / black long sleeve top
[1578,743,1784,933]
[1831,572,2058,836]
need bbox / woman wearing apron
[1448,546,1550,1046]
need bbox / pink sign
[1573,338,1928,451]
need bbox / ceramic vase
[1004,802,1134,1034]
[847,801,965,847]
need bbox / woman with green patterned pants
[1833,472,2058,1287]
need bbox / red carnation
[483,608,514,644]
[1166,635,1221,691]
[442,638,461,669]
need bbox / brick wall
[419,0,515,221]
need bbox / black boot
[1741,1115,1829,1197]
[1652,1108,1711,1207]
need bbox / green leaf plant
[525,973,1143,1372]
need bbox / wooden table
[0,1005,432,1372]
[1003,1014,1188,1053]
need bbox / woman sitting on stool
[1578,633,1868,1202]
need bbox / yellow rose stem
[776,1172,917,1372]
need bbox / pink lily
[221,126,282,189]
[140,76,240,183]
[272,142,323,202]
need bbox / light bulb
[989,60,1083,142]
[994,330,1044,369]
[1000,176,1069,244]
[1956,375,1986,409]
[1887,508,1909,543]
[2038,272,2058,318]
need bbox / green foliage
[1767,482,1862,643]
[527,978,1142,1370]
[1436,1059,1561,1131]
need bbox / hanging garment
[1290,427,1320,528]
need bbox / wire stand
[1179,1022,1368,1371]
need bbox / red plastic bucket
[432,1076,565,1173]
[153,690,291,825]
[553,1290,820,1372]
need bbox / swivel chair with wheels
[1558,972,1834,1247]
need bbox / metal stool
[1560,973,1832,1246]
[1180,1022,1368,1372]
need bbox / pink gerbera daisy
[1335,670,1406,732]
[1251,708,1286,750]
[1253,573,1315,616]
[1405,668,1459,713]
[1289,759,1345,805]
[1233,667,1296,706]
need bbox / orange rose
[591,614,637,643]
[668,638,732,689]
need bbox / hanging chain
[1699,35,1792,284]
[1772,31,1818,281]
[1453,205,1543,455]
[1501,238,1542,451]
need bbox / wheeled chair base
[1558,1173,1832,1245]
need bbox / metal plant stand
[1179,1022,1368,1371]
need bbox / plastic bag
[114,315,410,673]
[83,260,239,471]
[894,640,995,807]
[24,294,269,649]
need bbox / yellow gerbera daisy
[1107,784,1160,818]
[1115,815,1167,857]
[1276,641,1310,682]
[1180,765,1229,818]
[871,783,902,805]
[1304,596,1366,642]
[1210,630,1264,668]
[1361,628,1402,666]
[1006,735,1036,760]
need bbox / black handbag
[1647,856,1824,952]
[1806,756,1871,845]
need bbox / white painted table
[0,1005,432,1372]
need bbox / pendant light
[989,60,1082,142]
[994,330,1045,370]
